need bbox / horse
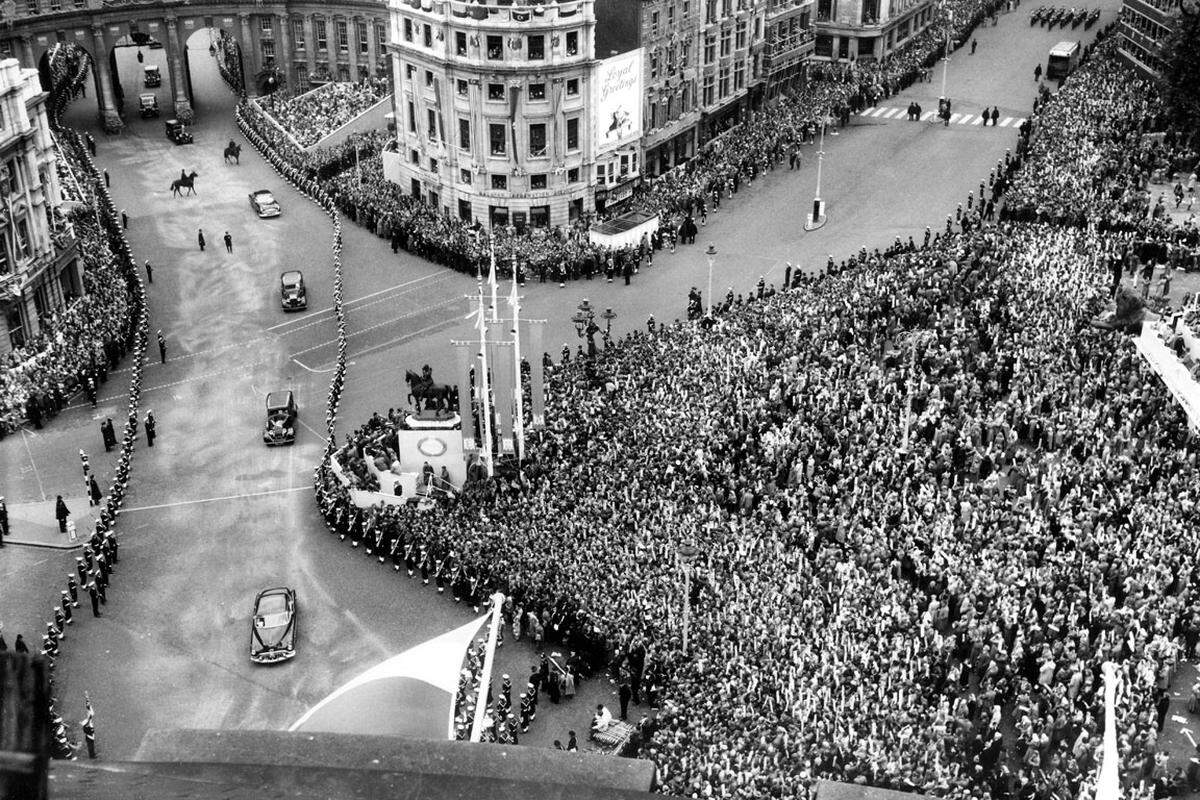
[170,170,198,197]
[223,141,242,164]
[405,369,456,413]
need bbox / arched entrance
[184,27,242,111]
[108,31,168,125]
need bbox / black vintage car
[280,270,306,311]
[138,93,159,119]
[165,118,193,145]
[250,586,297,664]
[263,390,297,446]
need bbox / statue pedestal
[405,412,461,430]
[99,108,124,134]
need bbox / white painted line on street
[266,270,448,333]
[868,107,888,117]
[949,113,962,124]
[880,108,901,119]
[957,115,974,125]
[920,111,936,121]
[119,486,309,513]
[20,428,47,502]
[971,115,985,125]
[1000,117,1014,127]
[297,418,329,443]
[288,295,461,359]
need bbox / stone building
[813,0,933,62]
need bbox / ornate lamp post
[704,244,717,317]
[571,298,601,356]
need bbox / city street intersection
[10,1,1190,764]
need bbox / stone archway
[184,26,240,111]
[106,30,168,123]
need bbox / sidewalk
[4,495,101,549]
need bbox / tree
[1159,2,1200,146]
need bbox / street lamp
[677,544,699,655]
[940,6,954,105]
[805,114,827,230]
[571,298,604,356]
[704,244,717,317]
[600,306,618,346]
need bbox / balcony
[762,28,815,72]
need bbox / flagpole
[476,290,495,477]
[1094,662,1121,800]
[469,592,506,742]
[509,276,525,465]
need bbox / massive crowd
[313,30,1200,800]
[257,77,390,148]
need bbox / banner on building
[594,48,643,153]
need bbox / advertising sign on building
[594,48,643,153]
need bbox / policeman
[145,412,156,447]
[88,582,101,617]
[756,276,765,299]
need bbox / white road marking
[119,486,309,513]
[949,113,962,124]
[999,117,1014,127]
[266,271,450,334]
[920,111,936,121]
[880,108,901,119]
[971,115,985,126]
[296,418,329,442]
[287,295,461,359]
[20,428,47,502]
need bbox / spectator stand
[308,94,392,154]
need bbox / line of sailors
[44,520,120,666]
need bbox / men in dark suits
[0,495,7,546]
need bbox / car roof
[266,390,294,406]
[139,93,156,100]
[280,270,303,281]
[255,586,293,600]
[252,189,274,196]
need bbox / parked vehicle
[263,390,297,446]
[165,118,193,145]
[138,93,159,119]
[143,64,161,88]
[280,270,306,311]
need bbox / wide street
[0,1,1142,758]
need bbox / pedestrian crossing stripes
[859,106,1026,127]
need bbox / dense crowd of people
[311,28,1200,800]
[257,77,390,148]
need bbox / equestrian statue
[405,365,456,415]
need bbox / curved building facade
[382,0,596,229]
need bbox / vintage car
[165,119,193,145]
[143,64,161,88]
[280,270,306,311]
[249,189,281,218]
[263,390,297,446]
[138,93,159,119]
[249,587,297,664]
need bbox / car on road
[280,270,307,311]
[138,94,159,119]
[250,586,297,664]
[164,119,193,145]
[249,189,281,218]
[263,390,297,446]
[143,64,161,88]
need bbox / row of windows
[401,22,581,61]
[402,64,581,100]
[291,18,387,53]
[699,62,747,105]
[406,104,580,155]
[703,0,754,23]
[1119,7,1172,46]
[0,220,36,275]
[23,0,86,15]
[407,153,582,189]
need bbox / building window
[719,66,729,98]
[377,23,387,50]
[487,35,503,59]
[566,31,578,55]
[14,220,29,260]
[0,233,8,274]
[736,19,747,49]
[407,101,416,132]
[488,83,505,100]
[457,79,469,96]
[428,109,438,139]
[704,33,715,63]
[489,124,506,156]
[425,69,434,87]
[337,65,350,81]
[359,22,370,54]
[337,20,349,52]
[529,83,546,100]
[528,123,546,156]
[459,118,471,149]
[567,167,579,183]
[260,17,273,35]
[294,19,306,49]
[566,117,579,150]
[650,52,659,79]
[429,157,438,173]
[530,205,549,227]
[456,31,468,55]
[403,19,413,41]
[458,199,473,221]
[410,148,419,164]
[566,78,579,95]
[652,10,660,34]
[491,174,507,190]
[460,169,472,184]
[423,23,432,47]
[720,27,731,57]
[527,35,544,60]
[405,63,416,81]
[297,64,308,84]
[315,19,328,50]
[262,40,276,63]
[703,75,714,106]
[735,61,745,89]
[530,174,547,190]
[706,0,716,22]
